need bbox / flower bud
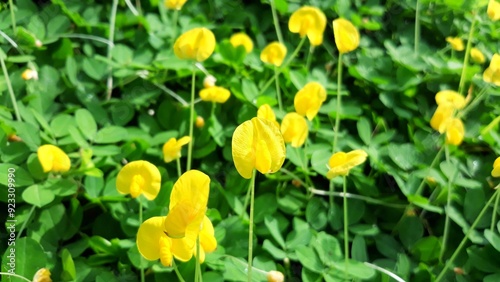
[267,270,284,282]
[196,116,205,128]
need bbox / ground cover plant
[1,0,500,281]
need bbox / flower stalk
[247,169,257,282]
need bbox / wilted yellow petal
[260,42,287,67]
[199,86,231,103]
[230,33,254,53]
[165,0,187,10]
[332,18,360,54]
[446,37,464,51]
[471,48,486,64]
[488,0,500,21]
[116,160,162,200]
[33,268,51,282]
[445,118,465,146]
[492,157,500,177]
[281,112,308,147]
[435,90,466,110]
[288,6,327,46]
[174,28,216,62]
[37,144,71,173]
[294,82,327,120]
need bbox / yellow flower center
[158,235,173,267]
[299,16,313,36]
[130,174,145,198]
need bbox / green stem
[0,55,21,121]
[259,37,307,95]
[158,0,168,24]
[306,45,314,71]
[16,205,35,240]
[241,178,252,219]
[309,187,408,209]
[274,66,283,111]
[415,145,445,196]
[333,52,343,151]
[269,0,284,44]
[8,0,16,33]
[0,272,30,282]
[172,260,186,282]
[247,169,257,282]
[139,200,145,282]
[342,176,349,278]
[440,145,459,263]
[458,15,477,96]
[491,188,500,231]
[105,0,119,100]
[176,158,182,178]
[459,85,489,119]
[186,65,196,171]
[329,179,334,214]
[195,236,202,282]
[414,0,421,54]
[435,187,500,282]
[172,9,179,43]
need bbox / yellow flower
[21,69,38,80]
[174,28,216,62]
[165,0,187,10]
[332,18,360,54]
[267,270,285,282]
[196,116,205,128]
[116,160,162,200]
[446,37,464,51]
[483,53,500,86]
[444,118,465,146]
[430,105,454,133]
[435,90,466,110]
[281,113,308,148]
[230,32,254,53]
[33,268,51,282]
[164,170,210,238]
[294,82,327,120]
[163,136,191,163]
[288,6,327,46]
[492,157,500,177]
[260,42,287,67]
[196,215,217,263]
[199,86,231,103]
[257,104,279,128]
[37,145,71,173]
[471,48,486,64]
[488,0,500,21]
[326,149,368,179]
[232,117,286,179]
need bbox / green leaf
[0,164,34,187]
[313,232,343,265]
[82,57,108,80]
[407,195,443,214]
[22,184,55,207]
[264,215,286,249]
[95,126,128,144]
[50,114,76,137]
[398,216,424,249]
[262,239,287,260]
[111,102,135,126]
[410,236,441,263]
[242,78,259,102]
[329,259,376,280]
[306,197,328,230]
[351,235,368,262]
[75,108,98,141]
[388,143,419,171]
[12,121,40,151]
[296,245,324,273]
[357,117,372,145]
[61,249,77,281]
[1,237,47,282]
[484,229,500,253]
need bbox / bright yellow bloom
[267,270,285,282]
[260,42,287,67]
[471,48,486,64]
[174,28,216,62]
[483,53,500,86]
[281,113,308,148]
[116,161,161,200]
[443,118,465,146]
[446,37,464,51]
[430,105,454,133]
[37,144,71,173]
[165,0,187,10]
[164,170,210,238]
[229,33,254,53]
[435,90,466,110]
[294,82,327,120]
[488,0,500,21]
[332,18,360,54]
[492,157,500,177]
[288,6,327,46]
[163,136,191,163]
[33,268,51,282]
[21,69,38,80]
[199,86,231,103]
[326,149,368,179]
[232,117,286,179]
[257,104,279,128]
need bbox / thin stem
[491,188,500,231]
[0,272,30,282]
[306,45,314,71]
[158,0,168,24]
[458,15,477,96]
[172,260,186,282]
[440,145,458,262]
[414,0,421,54]
[435,187,500,282]
[274,66,283,111]
[106,0,119,100]
[269,0,284,44]
[8,0,16,33]
[195,236,202,282]
[342,176,349,278]
[176,158,182,178]
[415,145,445,196]
[186,65,196,171]
[363,262,406,282]
[259,37,307,95]
[333,52,343,151]
[172,9,179,42]
[309,188,408,209]
[247,169,257,282]
[0,29,18,49]
[60,34,114,47]
[329,179,334,214]
[124,0,139,16]
[139,200,145,282]
[0,55,21,121]
[151,81,189,106]
[16,205,36,239]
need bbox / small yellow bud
[196,116,205,128]
[33,268,52,282]
[21,69,38,81]
[267,270,285,282]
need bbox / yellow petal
[430,105,453,133]
[252,117,286,174]
[232,120,256,179]
[326,150,367,179]
[483,54,500,86]
[199,86,231,103]
[281,112,308,147]
[294,82,327,120]
[37,144,71,173]
[229,33,254,53]
[163,137,191,163]
[471,48,485,64]
[33,268,51,282]
[260,42,287,67]
[445,37,464,51]
[332,18,360,54]
[137,216,168,261]
[255,139,273,174]
[200,216,217,253]
[288,6,327,46]
[345,149,368,167]
[492,156,500,177]
[116,160,162,200]
[169,170,210,210]
[165,0,188,10]
[445,118,464,146]
[174,28,216,62]
[435,90,466,110]
[488,0,500,21]
[164,201,206,238]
